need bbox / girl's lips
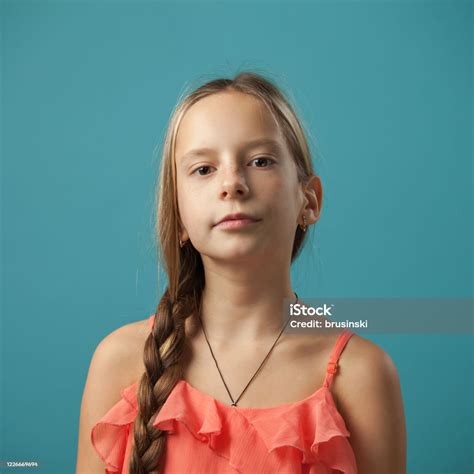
[214,218,261,229]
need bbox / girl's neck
[195,285,296,345]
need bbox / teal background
[1,1,472,473]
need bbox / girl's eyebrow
[179,137,283,164]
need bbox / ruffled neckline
[122,377,355,469]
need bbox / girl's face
[175,91,307,265]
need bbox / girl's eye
[250,156,275,167]
[192,166,212,176]
[191,157,275,176]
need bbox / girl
[77,72,406,474]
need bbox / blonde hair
[128,71,317,473]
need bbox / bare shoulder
[75,317,151,473]
[91,317,151,385]
[333,333,407,474]
[333,333,402,404]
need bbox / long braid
[129,244,204,473]
[128,288,196,473]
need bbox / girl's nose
[219,167,250,199]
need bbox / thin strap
[323,330,354,389]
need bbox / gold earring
[301,214,307,232]
[179,238,185,248]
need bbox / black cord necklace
[197,292,298,407]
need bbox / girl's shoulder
[94,316,153,387]
[332,331,396,382]
[327,332,406,471]
[329,330,402,416]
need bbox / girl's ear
[178,222,189,242]
[300,175,322,226]
[177,213,189,243]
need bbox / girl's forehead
[175,92,282,155]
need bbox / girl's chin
[202,247,279,262]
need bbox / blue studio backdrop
[1,1,472,473]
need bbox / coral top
[91,313,358,473]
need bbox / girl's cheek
[186,180,210,194]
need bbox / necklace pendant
[231,402,237,407]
